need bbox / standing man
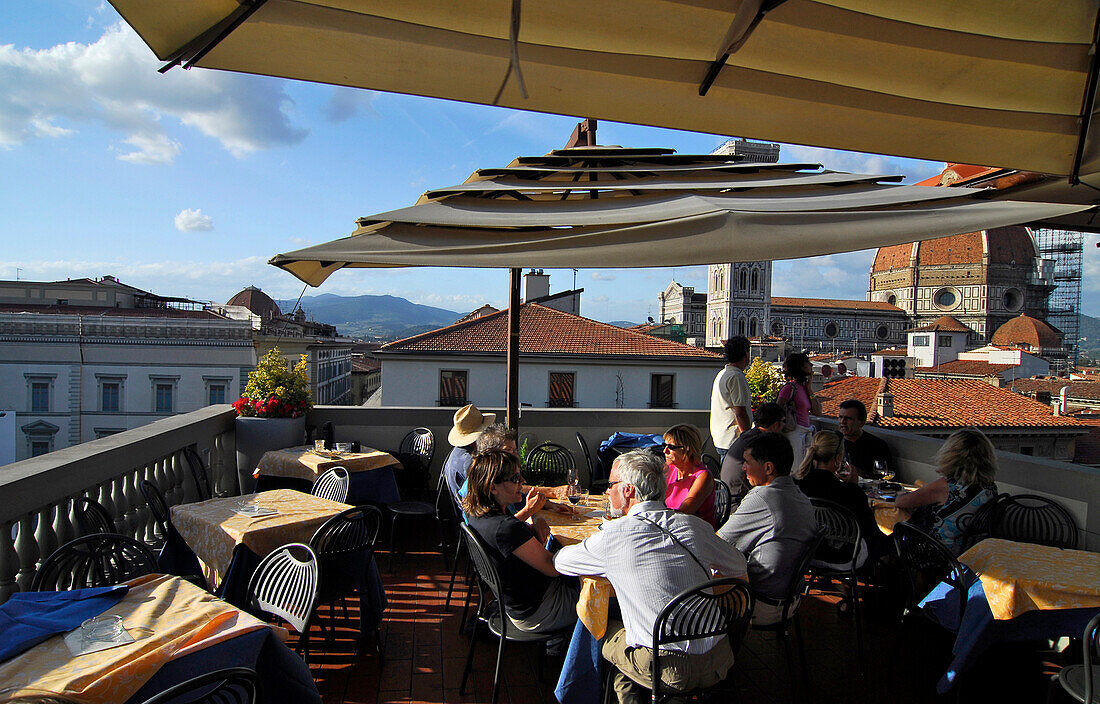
[554,450,747,704]
[710,336,753,462]
[837,399,894,479]
[717,432,817,625]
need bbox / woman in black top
[461,450,579,633]
[794,431,887,568]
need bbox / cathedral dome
[990,313,1062,349]
[872,226,1037,273]
[227,286,281,318]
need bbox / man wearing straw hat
[443,404,496,500]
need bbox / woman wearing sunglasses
[662,424,716,528]
[462,450,579,633]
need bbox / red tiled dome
[872,226,1036,273]
[991,314,1062,349]
[227,286,281,318]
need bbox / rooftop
[991,314,1063,349]
[907,315,973,333]
[0,303,227,320]
[1012,378,1100,401]
[915,360,1016,377]
[818,376,1085,429]
[380,303,721,360]
[770,297,904,312]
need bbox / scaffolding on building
[1035,228,1083,370]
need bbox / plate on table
[233,503,278,517]
[64,624,135,656]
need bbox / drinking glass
[873,459,894,482]
[81,615,124,647]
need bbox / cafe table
[861,479,917,535]
[0,573,320,704]
[254,444,401,505]
[920,538,1100,692]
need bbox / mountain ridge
[276,293,462,341]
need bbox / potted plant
[233,348,312,493]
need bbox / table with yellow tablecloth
[171,489,351,590]
[0,574,319,704]
[959,538,1100,619]
[254,445,402,505]
[539,495,614,639]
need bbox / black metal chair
[387,469,451,573]
[576,431,598,488]
[183,446,213,501]
[392,427,436,498]
[892,521,968,630]
[603,577,754,704]
[139,479,172,540]
[309,505,384,652]
[957,491,1006,552]
[74,496,116,536]
[31,533,159,591]
[458,523,570,704]
[752,526,827,703]
[311,467,350,503]
[400,427,436,468]
[1049,610,1100,704]
[524,441,575,486]
[808,498,865,667]
[701,453,721,476]
[989,493,1078,550]
[712,479,733,528]
[137,666,261,704]
[246,542,319,662]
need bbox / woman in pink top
[777,352,820,462]
[662,424,716,527]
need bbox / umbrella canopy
[111,1,1100,203]
[268,148,1089,286]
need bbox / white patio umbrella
[109,1,1100,227]
[268,147,1089,425]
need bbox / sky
[3,1,1099,325]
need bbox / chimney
[523,269,550,302]
[876,389,894,418]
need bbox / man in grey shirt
[555,450,748,704]
[717,431,817,625]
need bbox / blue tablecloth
[920,567,1098,693]
[125,625,320,704]
[555,618,604,704]
[0,585,129,662]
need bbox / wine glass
[874,459,894,482]
[566,467,583,513]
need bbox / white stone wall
[380,356,723,410]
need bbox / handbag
[780,382,799,433]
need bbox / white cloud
[174,208,214,232]
[0,23,308,163]
[772,251,876,301]
[591,272,616,281]
[780,144,944,184]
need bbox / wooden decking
[305,538,1071,704]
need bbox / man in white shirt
[554,450,748,704]
[710,336,753,462]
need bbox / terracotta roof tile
[915,360,1015,377]
[1011,379,1100,401]
[771,297,904,312]
[818,376,1083,429]
[872,226,1036,272]
[871,347,909,356]
[0,303,226,320]
[991,314,1063,349]
[907,315,973,333]
[380,303,722,360]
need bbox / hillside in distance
[277,293,462,341]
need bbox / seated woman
[461,450,579,633]
[662,424,716,527]
[894,428,999,555]
[794,431,887,569]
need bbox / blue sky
[3,2,1098,324]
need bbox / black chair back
[139,480,170,537]
[713,479,733,528]
[400,426,436,467]
[989,493,1078,550]
[524,442,576,486]
[312,467,350,503]
[75,496,116,536]
[183,446,213,501]
[32,533,159,591]
[809,498,863,567]
[310,505,382,601]
[650,578,754,703]
[957,491,1005,551]
[893,521,967,627]
[701,454,720,476]
[575,431,596,479]
[778,526,827,623]
[137,666,261,704]
[460,523,505,614]
[1083,610,1100,704]
[246,542,319,636]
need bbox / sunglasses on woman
[663,443,686,452]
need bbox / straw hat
[448,404,496,446]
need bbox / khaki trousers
[601,622,734,704]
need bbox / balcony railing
[2,405,1096,605]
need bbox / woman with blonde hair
[895,428,999,554]
[794,430,886,569]
[662,423,716,527]
[461,450,579,633]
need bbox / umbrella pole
[506,267,521,430]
